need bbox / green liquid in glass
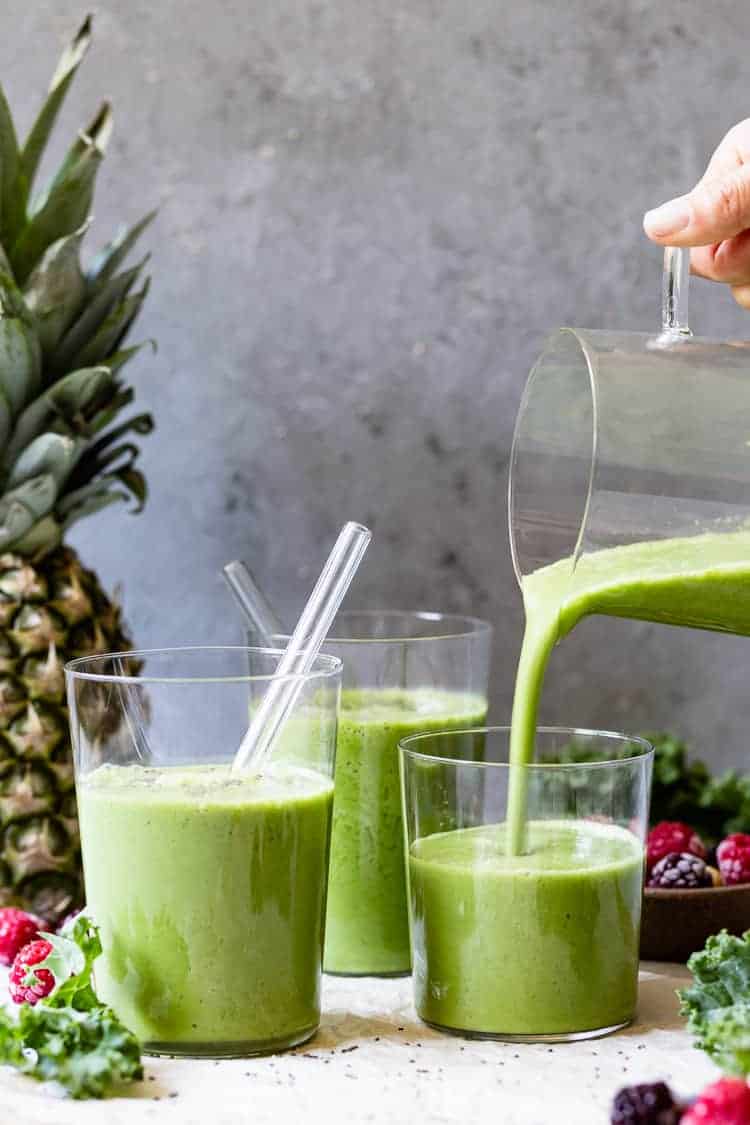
[410,819,643,1036]
[79,763,333,1055]
[324,687,487,975]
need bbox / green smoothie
[508,528,750,852]
[324,688,487,975]
[78,762,334,1055]
[409,818,643,1035]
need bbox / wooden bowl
[640,883,750,962]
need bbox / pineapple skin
[0,548,133,924]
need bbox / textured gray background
[3,2,750,765]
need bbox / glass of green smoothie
[268,612,491,977]
[400,726,653,1041]
[66,646,341,1057]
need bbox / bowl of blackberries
[636,734,750,962]
[641,820,750,961]
[547,732,750,962]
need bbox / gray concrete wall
[3,1,750,766]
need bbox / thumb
[644,164,750,246]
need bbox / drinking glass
[263,611,492,977]
[400,726,652,1041]
[66,646,341,1057]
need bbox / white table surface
[1,964,718,1125]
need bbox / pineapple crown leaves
[20,16,93,207]
[23,222,90,356]
[10,102,113,287]
[0,15,155,559]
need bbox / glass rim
[268,609,493,645]
[399,724,654,770]
[559,326,750,348]
[64,645,343,686]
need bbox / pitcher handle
[661,245,692,336]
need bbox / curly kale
[0,914,142,1098]
[679,930,750,1076]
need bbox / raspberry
[0,907,42,966]
[647,852,712,889]
[717,834,750,886]
[682,1076,750,1125]
[647,821,706,872]
[611,1081,682,1123]
[9,939,55,1005]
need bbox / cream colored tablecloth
[0,964,718,1125]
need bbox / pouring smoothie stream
[506,527,750,852]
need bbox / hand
[643,119,750,309]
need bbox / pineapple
[0,17,154,923]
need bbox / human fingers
[690,231,750,285]
[644,163,750,246]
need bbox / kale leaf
[679,930,750,1076]
[0,913,143,1098]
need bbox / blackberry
[647,851,712,889]
[611,1081,682,1124]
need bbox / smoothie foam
[78,762,333,1054]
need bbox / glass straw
[222,559,283,643]
[232,521,371,772]
[115,655,151,762]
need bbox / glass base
[143,1024,317,1059]
[420,1016,632,1043]
[324,967,410,979]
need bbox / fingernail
[643,198,691,238]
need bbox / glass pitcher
[508,247,750,637]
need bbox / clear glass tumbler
[66,646,341,1057]
[307,611,492,977]
[400,726,653,1041]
